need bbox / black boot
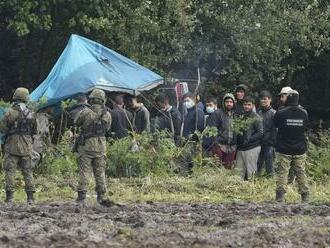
[301,192,309,203]
[26,191,34,204]
[97,192,115,207]
[275,190,285,203]
[76,191,86,203]
[5,191,13,203]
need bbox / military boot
[97,192,115,207]
[275,190,285,203]
[5,191,13,203]
[26,191,34,204]
[76,191,86,203]
[301,192,309,203]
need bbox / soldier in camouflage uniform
[273,90,309,203]
[0,88,37,204]
[74,89,112,203]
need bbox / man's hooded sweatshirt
[204,93,237,150]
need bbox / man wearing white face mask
[205,98,218,119]
[182,92,205,139]
[203,94,237,169]
[203,98,220,152]
[179,92,205,174]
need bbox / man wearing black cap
[274,90,310,203]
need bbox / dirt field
[0,202,329,247]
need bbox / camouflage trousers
[77,154,106,194]
[3,153,35,192]
[276,152,309,194]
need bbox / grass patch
[1,166,329,204]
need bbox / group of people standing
[0,83,310,204]
[154,84,309,203]
[179,84,309,203]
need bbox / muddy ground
[0,201,329,248]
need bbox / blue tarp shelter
[31,34,163,106]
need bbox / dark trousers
[257,145,274,176]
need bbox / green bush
[35,140,77,177]
[106,131,179,177]
[2,125,328,185]
[306,129,330,182]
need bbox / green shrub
[106,131,178,177]
[306,129,330,182]
[35,140,77,177]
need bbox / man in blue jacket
[179,92,204,173]
[182,92,205,139]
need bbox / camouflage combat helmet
[13,87,30,102]
[89,89,106,102]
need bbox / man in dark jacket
[155,94,182,145]
[274,90,309,203]
[257,90,277,177]
[67,93,89,127]
[109,94,133,139]
[236,96,263,180]
[234,84,248,115]
[203,97,220,151]
[204,97,219,123]
[179,92,204,173]
[182,92,205,139]
[127,96,150,133]
[204,94,237,169]
[277,86,297,184]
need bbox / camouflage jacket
[75,103,111,156]
[0,102,37,156]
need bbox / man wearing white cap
[278,86,293,106]
[278,86,297,183]
[273,89,309,203]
